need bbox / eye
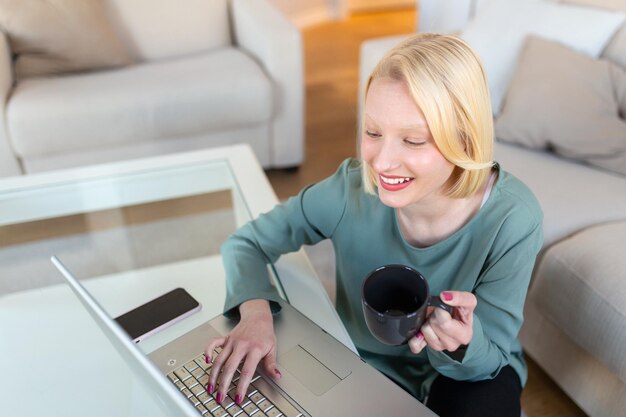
[365,130,382,139]
[404,138,427,146]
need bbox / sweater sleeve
[427,214,543,381]
[221,159,353,318]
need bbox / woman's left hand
[408,291,477,354]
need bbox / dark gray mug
[361,264,453,346]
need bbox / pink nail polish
[442,292,453,301]
[235,394,242,405]
[205,355,210,364]
[216,392,223,404]
[207,384,213,394]
[415,331,424,339]
[275,368,282,378]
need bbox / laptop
[51,255,437,417]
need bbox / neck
[396,178,491,248]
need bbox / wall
[270,0,343,28]
[269,0,416,28]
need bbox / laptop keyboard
[167,349,303,417]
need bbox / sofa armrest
[231,0,304,167]
[0,33,22,177]
[418,0,475,33]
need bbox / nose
[371,139,401,173]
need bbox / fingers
[407,292,477,355]
[208,339,234,396]
[208,341,254,405]
[421,320,453,351]
[209,337,261,403]
[205,336,226,365]
[409,324,457,354]
[234,356,260,404]
[441,291,477,310]
[408,331,426,354]
[204,304,277,406]
[234,346,281,405]
[409,312,456,355]
[263,350,283,379]
[441,291,477,326]
[423,297,474,351]
[261,347,282,381]
[205,336,227,394]
[214,347,249,404]
[207,340,279,407]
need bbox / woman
[204,33,543,417]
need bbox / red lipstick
[378,174,414,191]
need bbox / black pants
[426,365,522,417]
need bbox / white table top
[0,144,355,417]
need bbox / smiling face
[360,77,456,210]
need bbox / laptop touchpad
[279,345,341,396]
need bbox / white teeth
[380,176,413,185]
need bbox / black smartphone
[114,288,201,343]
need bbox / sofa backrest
[105,0,232,62]
[565,0,626,68]
[418,0,625,69]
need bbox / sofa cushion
[562,0,626,68]
[563,0,626,10]
[529,221,626,382]
[7,48,272,157]
[604,24,626,68]
[105,0,231,62]
[460,0,625,114]
[494,142,626,248]
[494,36,626,176]
[0,0,134,80]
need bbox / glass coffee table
[0,144,353,417]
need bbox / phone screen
[115,288,201,343]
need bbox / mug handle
[428,296,454,315]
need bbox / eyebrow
[398,124,428,132]
[364,115,428,132]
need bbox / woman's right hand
[204,299,282,406]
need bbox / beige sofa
[358,1,626,416]
[0,0,304,177]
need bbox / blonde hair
[361,33,494,199]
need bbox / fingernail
[275,368,282,378]
[216,392,223,404]
[207,384,213,394]
[442,292,453,301]
[235,394,242,405]
[205,354,210,364]
[415,331,424,340]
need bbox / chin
[376,189,411,209]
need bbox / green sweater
[222,158,543,401]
